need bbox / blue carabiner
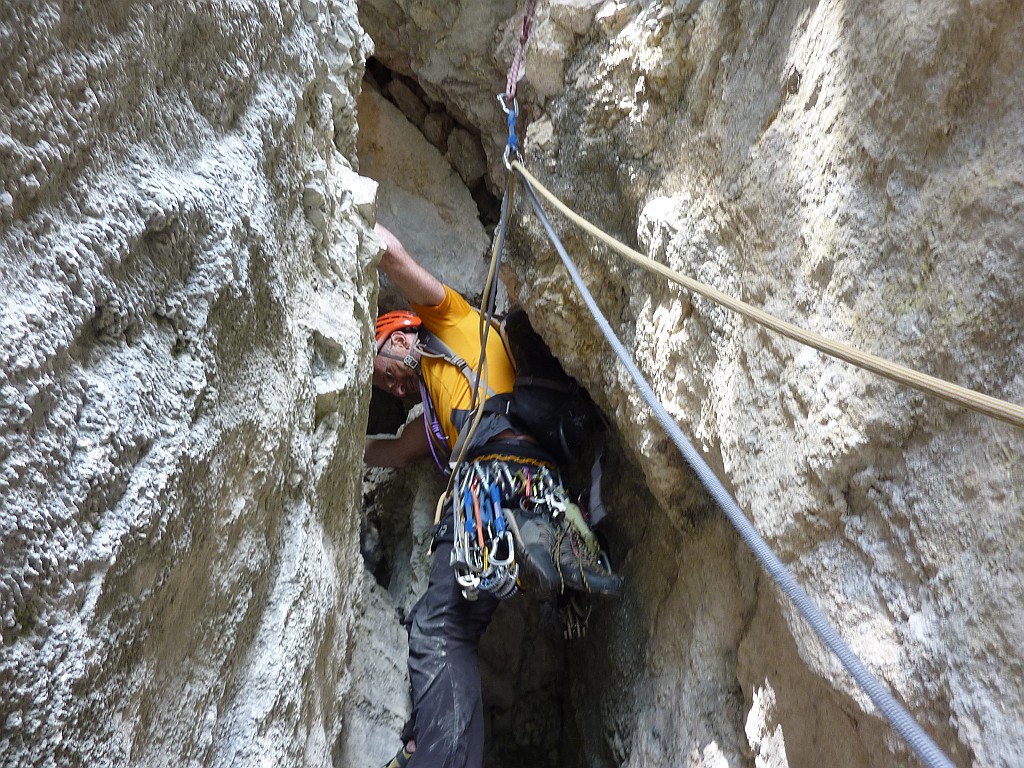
[507,108,518,154]
[478,483,493,528]
[489,482,506,533]
[463,486,476,534]
[499,94,521,169]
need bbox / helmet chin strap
[378,331,423,371]
[404,332,424,370]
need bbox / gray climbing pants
[404,538,499,768]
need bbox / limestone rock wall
[511,2,1024,767]
[5,0,1023,767]
[358,0,520,192]
[363,1,1024,767]
[0,2,378,766]
[355,85,492,309]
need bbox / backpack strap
[513,375,578,394]
[416,328,498,400]
[415,327,509,467]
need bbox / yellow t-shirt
[412,286,516,448]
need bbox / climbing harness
[449,453,608,613]
[513,161,1024,431]
[514,166,956,768]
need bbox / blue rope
[517,171,955,768]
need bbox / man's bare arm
[364,417,433,468]
[375,224,446,307]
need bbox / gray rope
[518,173,955,768]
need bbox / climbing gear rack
[450,459,520,600]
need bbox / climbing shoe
[517,515,622,596]
[381,746,413,768]
[553,519,622,595]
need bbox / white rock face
[6,1,1024,767]
[0,2,379,766]
[356,86,492,307]
[503,2,1024,767]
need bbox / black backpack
[499,309,604,467]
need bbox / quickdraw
[451,459,521,600]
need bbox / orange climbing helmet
[375,310,422,352]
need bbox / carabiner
[497,93,518,116]
[498,93,522,170]
[488,530,516,567]
[489,482,506,533]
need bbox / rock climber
[365,223,620,768]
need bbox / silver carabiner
[497,93,518,115]
[488,529,516,567]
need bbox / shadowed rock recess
[2,2,1022,768]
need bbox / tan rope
[431,178,516,530]
[513,161,1024,430]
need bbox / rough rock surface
[359,0,580,192]
[0,2,379,766]
[356,86,492,309]
[5,1,1024,768]
[366,0,1024,767]
[509,2,1024,767]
